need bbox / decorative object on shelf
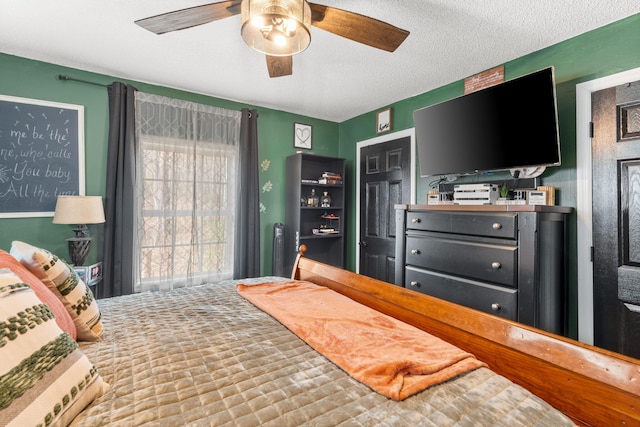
[53,195,105,266]
[294,122,313,149]
[318,171,342,184]
[527,186,556,205]
[428,190,454,205]
[537,186,556,205]
[527,191,547,205]
[318,227,338,234]
[73,261,103,287]
[321,191,332,207]
[306,188,319,207]
[453,183,499,205]
[320,212,340,234]
[427,190,439,205]
[376,108,392,134]
[499,184,510,199]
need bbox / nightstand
[73,261,103,288]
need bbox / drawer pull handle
[411,218,421,224]
[492,222,502,230]
[410,281,419,287]
[491,303,501,311]
[411,249,420,255]
[491,261,501,270]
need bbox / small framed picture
[376,108,392,134]
[294,122,312,149]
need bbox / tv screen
[414,67,561,177]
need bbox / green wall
[0,54,339,275]
[2,13,640,338]
[339,13,640,338]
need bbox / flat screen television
[414,67,561,178]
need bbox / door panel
[359,137,411,282]
[592,81,640,358]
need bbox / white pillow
[0,269,108,426]
[10,241,103,342]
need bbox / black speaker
[272,222,285,277]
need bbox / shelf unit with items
[285,153,346,273]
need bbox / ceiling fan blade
[135,0,242,35]
[309,3,409,52]
[266,55,293,78]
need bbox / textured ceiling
[1,1,639,122]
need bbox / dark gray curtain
[101,82,137,298]
[234,108,260,278]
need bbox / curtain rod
[58,74,108,88]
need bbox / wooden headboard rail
[292,248,640,427]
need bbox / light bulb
[273,34,287,46]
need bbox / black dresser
[394,204,572,335]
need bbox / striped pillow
[10,241,103,342]
[0,249,77,340]
[0,269,108,426]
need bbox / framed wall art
[294,122,312,149]
[0,94,85,218]
[376,108,392,134]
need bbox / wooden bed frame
[291,246,640,427]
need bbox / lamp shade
[53,196,106,225]
[241,0,311,56]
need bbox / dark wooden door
[592,80,640,358]
[359,136,411,283]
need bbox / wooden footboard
[292,246,640,427]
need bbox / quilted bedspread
[71,277,575,426]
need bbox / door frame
[355,128,416,273]
[576,66,640,344]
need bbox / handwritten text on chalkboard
[0,95,85,218]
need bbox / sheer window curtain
[134,93,242,292]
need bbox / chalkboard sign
[0,95,85,218]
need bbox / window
[134,93,241,292]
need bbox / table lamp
[53,195,106,266]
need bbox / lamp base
[67,237,92,266]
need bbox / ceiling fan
[135,0,410,78]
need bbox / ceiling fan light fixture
[241,0,311,56]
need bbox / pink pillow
[0,249,77,340]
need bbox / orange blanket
[237,280,487,401]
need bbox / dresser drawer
[405,266,517,321]
[406,211,517,239]
[406,235,517,287]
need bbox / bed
[289,248,640,427]
[68,289,566,425]
[0,242,640,426]
[53,246,636,427]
